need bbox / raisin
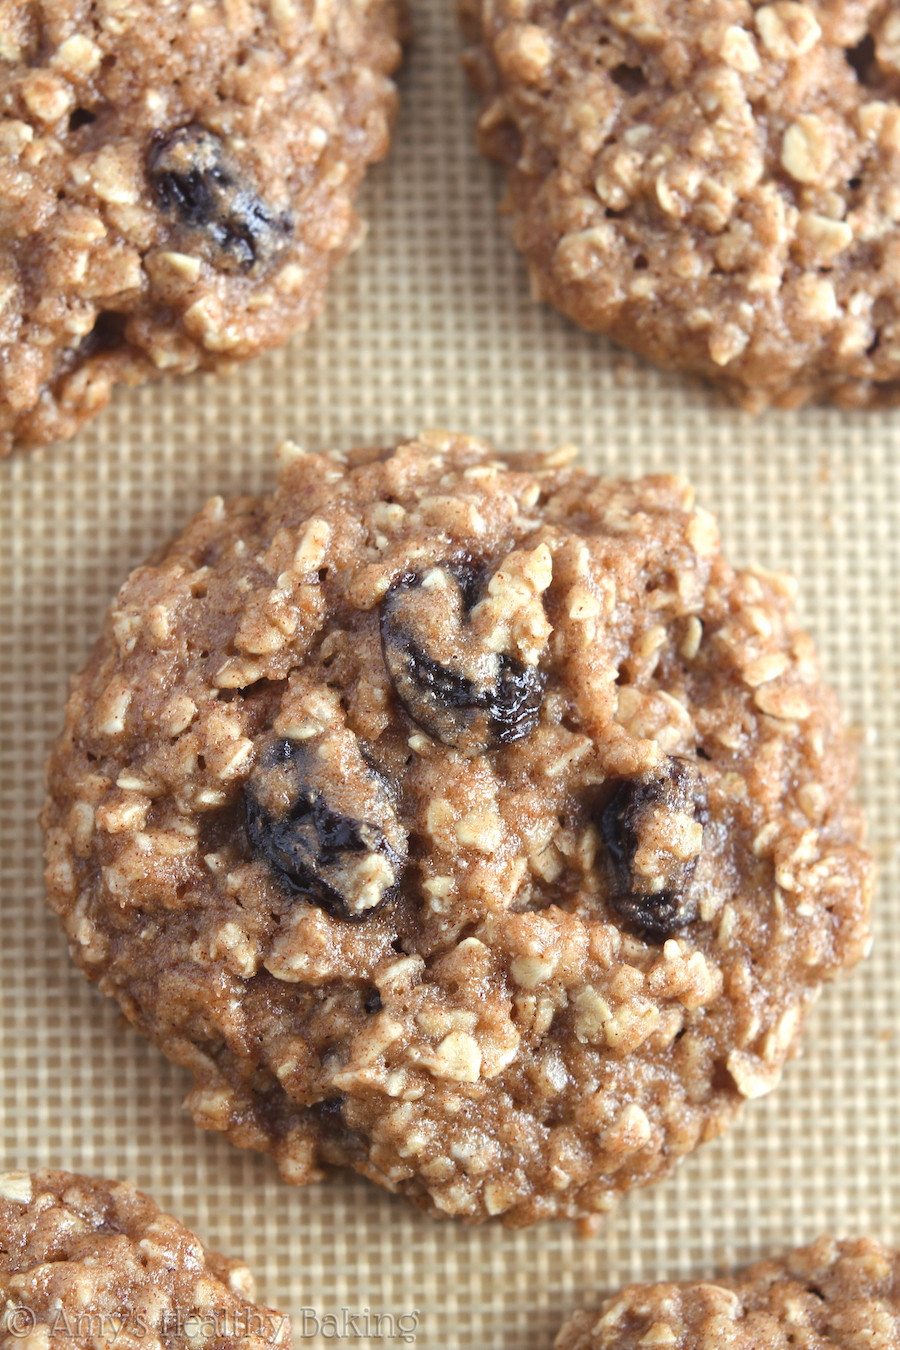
[600,758,707,941]
[245,736,407,922]
[310,1096,346,1132]
[59,310,127,379]
[380,559,547,754]
[80,310,127,355]
[364,988,383,1014]
[147,125,293,274]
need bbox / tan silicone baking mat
[2,3,899,1347]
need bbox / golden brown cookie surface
[0,0,401,454]
[463,0,900,409]
[555,1237,900,1348]
[0,1170,290,1350]
[43,433,872,1225]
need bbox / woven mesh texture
[1,2,898,1347]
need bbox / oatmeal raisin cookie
[463,0,900,409]
[0,0,401,453]
[555,1236,900,1348]
[0,1169,290,1350]
[43,432,873,1225]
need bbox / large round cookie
[463,0,900,410]
[43,432,872,1226]
[0,0,401,455]
[555,1236,900,1348]
[0,1170,290,1350]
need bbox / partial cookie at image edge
[0,1168,292,1350]
[462,0,900,410]
[554,1236,900,1348]
[0,0,403,455]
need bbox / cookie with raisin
[0,0,401,453]
[43,431,872,1225]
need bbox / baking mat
[2,1,899,1347]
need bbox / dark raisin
[609,63,646,95]
[147,125,293,274]
[380,559,547,754]
[599,758,708,942]
[245,736,407,922]
[78,310,127,358]
[68,107,96,133]
[311,1096,346,1131]
[364,988,383,1014]
[846,33,876,84]
[491,654,548,744]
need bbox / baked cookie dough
[463,0,900,410]
[43,431,873,1226]
[555,1236,900,1348]
[0,0,401,455]
[0,1169,290,1350]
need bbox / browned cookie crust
[43,432,872,1226]
[0,1170,290,1350]
[463,0,900,410]
[555,1236,900,1348]
[0,0,401,454]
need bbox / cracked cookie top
[0,1170,290,1350]
[555,1236,900,1348]
[0,0,401,454]
[463,0,900,410]
[43,432,873,1225]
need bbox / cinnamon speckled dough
[43,432,873,1226]
[555,1236,900,1348]
[463,0,900,410]
[0,0,401,455]
[0,1170,290,1350]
